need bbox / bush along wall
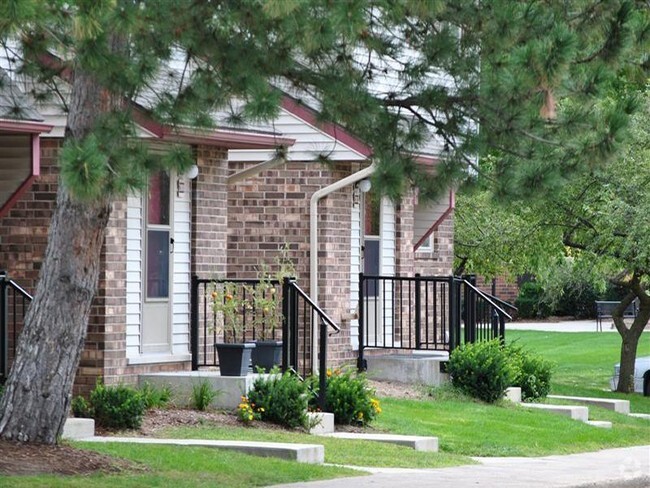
[448,340,554,403]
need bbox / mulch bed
[0,439,145,476]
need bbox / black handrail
[282,278,340,410]
[0,271,33,383]
[286,281,340,334]
[461,279,513,321]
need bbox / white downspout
[309,163,375,372]
[227,155,286,185]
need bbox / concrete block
[138,372,276,409]
[521,403,589,422]
[585,420,612,429]
[323,432,438,452]
[629,413,650,420]
[62,418,95,440]
[85,436,325,464]
[504,387,522,403]
[308,412,334,435]
[547,395,630,414]
[365,354,449,386]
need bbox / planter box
[215,342,255,376]
[250,340,283,372]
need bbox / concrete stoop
[320,432,439,452]
[84,436,325,464]
[138,371,274,409]
[365,352,449,386]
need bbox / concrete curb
[548,395,630,414]
[320,432,438,452]
[521,403,589,422]
[82,436,325,464]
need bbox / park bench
[595,299,639,331]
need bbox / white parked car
[610,356,650,396]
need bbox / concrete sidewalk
[271,445,650,488]
[507,319,616,333]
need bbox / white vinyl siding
[229,108,367,163]
[414,193,450,252]
[171,175,191,355]
[349,196,362,349]
[379,197,395,344]
[125,194,143,358]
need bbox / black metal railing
[0,271,33,384]
[282,278,340,409]
[190,276,340,409]
[457,277,513,345]
[190,276,284,370]
[358,273,513,370]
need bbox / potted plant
[211,281,255,376]
[247,250,296,372]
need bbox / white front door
[142,171,173,354]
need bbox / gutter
[309,163,375,371]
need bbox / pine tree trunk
[0,67,112,443]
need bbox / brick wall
[227,161,358,366]
[192,147,229,277]
[0,141,230,394]
[475,275,520,304]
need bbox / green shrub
[140,382,172,409]
[448,339,513,403]
[190,380,218,411]
[507,344,553,401]
[515,282,550,319]
[71,395,93,418]
[89,380,146,430]
[309,368,381,426]
[248,371,308,429]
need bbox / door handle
[170,237,175,254]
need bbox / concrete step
[320,432,438,452]
[585,420,613,429]
[521,403,589,422]
[84,436,325,464]
[62,418,95,440]
[547,395,630,414]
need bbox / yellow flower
[357,412,364,419]
[326,369,332,377]
[259,407,265,412]
[248,415,253,421]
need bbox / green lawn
[5,328,649,485]
[3,443,361,488]
[376,394,650,457]
[507,330,650,413]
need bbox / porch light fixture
[357,178,371,193]
[177,164,199,196]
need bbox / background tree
[455,91,650,393]
[0,0,647,443]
